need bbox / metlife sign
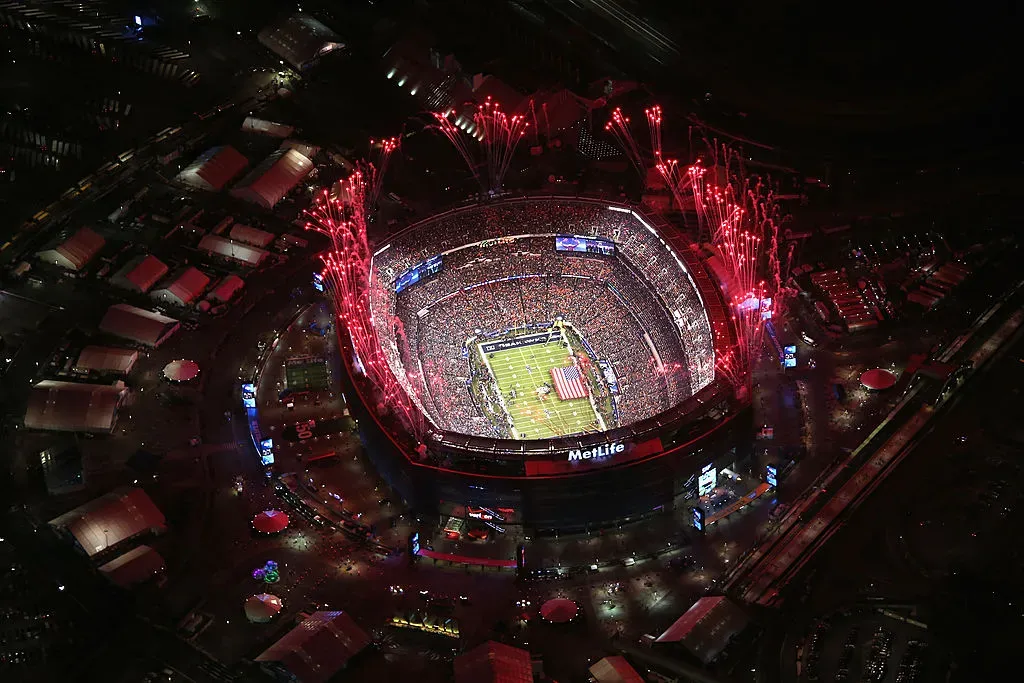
[567,442,625,462]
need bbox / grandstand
[368,198,715,440]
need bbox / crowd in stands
[368,199,716,438]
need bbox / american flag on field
[550,365,588,400]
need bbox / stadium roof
[176,145,249,191]
[49,487,165,557]
[257,13,345,70]
[230,149,314,209]
[24,380,127,433]
[73,346,139,375]
[589,656,644,683]
[98,545,165,587]
[208,274,245,302]
[198,235,268,267]
[229,223,275,247]
[111,255,168,293]
[242,116,295,138]
[454,641,533,683]
[99,304,180,347]
[655,596,749,663]
[255,610,370,683]
[36,227,105,270]
[151,267,211,307]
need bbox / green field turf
[285,357,330,391]
[483,337,601,440]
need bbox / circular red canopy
[163,359,200,382]
[244,593,283,623]
[252,509,289,534]
[540,598,579,623]
[860,368,897,391]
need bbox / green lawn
[482,337,602,440]
[285,357,330,391]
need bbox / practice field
[482,337,601,440]
[285,356,330,391]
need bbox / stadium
[335,196,752,532]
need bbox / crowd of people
[367,199,717,438]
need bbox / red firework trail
[646,105,663,160]
[430,98,529,192]
[474,97,529,192]
[604,107,645,178]
[691,153,785,393]
[430,110,481,188]
[303,174,427,442]
[363,136,400,210]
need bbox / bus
[117,149,135,163]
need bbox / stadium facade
[338,197,752,532]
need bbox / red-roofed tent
[176,146,249,191]
[37,227,105,270]
[48,487,166,557]
[231,149,314,209]
[454,640,533,683]
[112,255,169,293]
[255,611,370,682]
[655,596,748,663]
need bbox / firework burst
[430,97,528,193]
[604,107,645,179]
[361,136,400,211]
[304,173,427,443]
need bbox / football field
[482,338,601,440]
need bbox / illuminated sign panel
[567,442,625,462]
[698,463,717,496]
[766,463,778,488]
[555,234,616,256]
[692,506,705,532]
[241,383,256,409]
[783,345,797,369]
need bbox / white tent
[73,346,139,375]
[25,380,128,433]
[198,235,268,267]
[111,255,169,293]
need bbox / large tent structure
[208,274,245,303]
[229,224,275,247]
[589,656,644,683]
[255,611,370,683]
[100,304,180,347]
[540,598,579,623]
[110,255,169,293]
[48,487,166,557]
[253,510,290,534]
[24,380,128,433]
[151,267,211,307]
[176,145,249,191]
[99,545,166,587]
[73,346,139,375]
[163,359,200,383]
[860,368,897,391]
[655,596,749,664]
[454,641,532,683]
[257,13,345,70]
[198,235,269,267]
[230,149,314,209]
[245,594,284,623]
[242,117,295,138]
[36,227,105,271]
